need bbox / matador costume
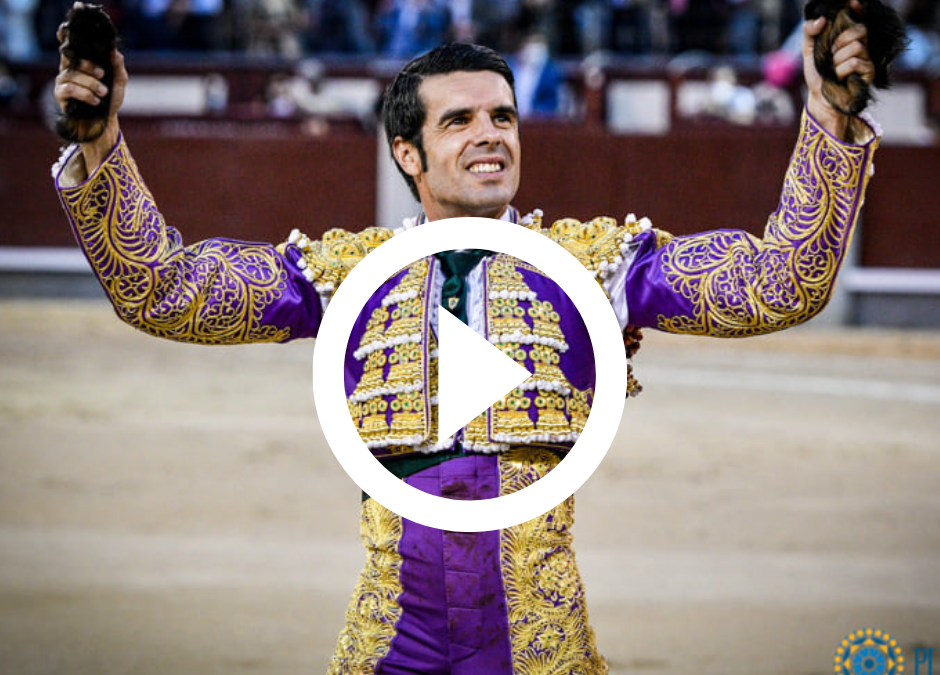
[54,110,879,674]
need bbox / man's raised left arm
[622,8,881,337]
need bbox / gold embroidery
[653,229,674,250]
[529,340,566,385]
[547,215,672,293]
[492,385,537,438]
[499,448,608,674]
[541,215,669,398]
[491,301,531,338]
[294,226,393,292]
[349,260,433,450]
[481,257,591,446]
[60,138,290,344]
[529,300,565,344]
[337,215,666,454]
[463,408,491,449]
[656,111,875,337]
[327,499,404,674]
[359,305,390,350]
[567,387,592,433]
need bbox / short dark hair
[381,43,516,202]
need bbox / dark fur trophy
[803,0,908,116]
[55,4,118,143]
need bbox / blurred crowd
[1,0,938,126]
[0,0,932,63]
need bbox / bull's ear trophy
[803,0,909,116]
[55,3,118,143]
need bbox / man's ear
[393,137,422,179]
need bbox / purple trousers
[327,448,608,674]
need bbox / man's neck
[418,206,518,226]
[420,201,513,222]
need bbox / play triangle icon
[437,307,532,442]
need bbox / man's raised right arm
[53,47,323,344]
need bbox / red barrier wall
[3,116,939,268]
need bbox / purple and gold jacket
[54,110,879,461]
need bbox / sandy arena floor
[1,299,939,675]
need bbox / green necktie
[436,250,492,323]
[360,250,491,500]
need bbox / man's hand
[802,0,875,140]
[53,2,127,172]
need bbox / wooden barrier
[2,55,938,269]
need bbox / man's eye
[449,116,468,126]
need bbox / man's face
[394,70,521,221]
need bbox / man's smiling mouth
[468,161,505,174]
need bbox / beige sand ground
[1,300,939,675]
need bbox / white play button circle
[436,306,533,442]
[312,217,627,532]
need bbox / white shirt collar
[415,206,519,227]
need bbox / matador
[53,20,879,675]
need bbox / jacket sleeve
[54,135,323,344]
[623,109,880,337]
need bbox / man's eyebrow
[436,104,518,125]
[437,107,473,125]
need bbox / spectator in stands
[176,0,225,50]
[898,0,940,70]
[447,0,476,43]
[762,25,802,89]
[448,0,522,52]
[35,0,77,52]
[265,72,297,116]
[375,0,451,58]
[304,0,375,53]
[669,0,728,53]
[726,0,761,55]
[265,58,380,125]
[1,0,40,60]
[126,0,176,50]
[247,0,305,58]
[516,0,573,56]
[609,0,654,54]
[574,0,607,53]
[508,30,562,117]
[552,0,657,56]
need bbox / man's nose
[473,115,501,145]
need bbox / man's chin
[465,187,516,216]
[462,199,513,220]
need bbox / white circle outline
[312,217,626,531]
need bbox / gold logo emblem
[835,629,904,675]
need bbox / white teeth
[469,162,502,173]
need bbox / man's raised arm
[621,7,881,337]
[52,35,323,344]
